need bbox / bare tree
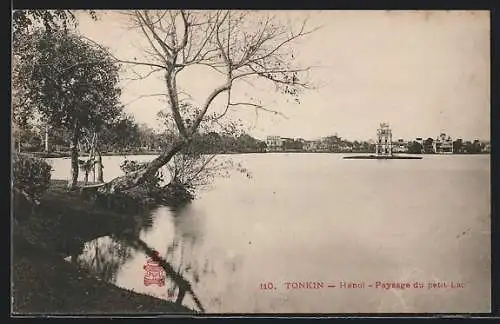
[99,10,319,193]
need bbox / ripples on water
[56,153,490,313]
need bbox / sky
[74,10,490,142]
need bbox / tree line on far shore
[407,138,488,154]
[13,121,268,155]
[14,121,489,156]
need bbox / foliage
[120,160,149,174]
[452,139,463,154]
[13,26,124,188]
[120,160,163,189]
[13,153,52,200]
[13,28,123,133]
[156,102,253,195]
[117,159,195,207]
[12,10,98,48]
[168,149,226,193]
[13,10,77,35]
[99,114,141,152]
[12,122,44,152]
[423,138,434,154]
[463,140,483,154]
[407,141,423,154]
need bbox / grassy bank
[12,180,194,315]
[13,250,192,314]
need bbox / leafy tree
[407,141,423,154]
[453,139,463,154]
[257,141,267,153]
[323,135,342,152]
[235,133,264,152]
[12,120,42,153]
[13,29,123,189]
[464,140,482,154]
[352,140,361,151]
[137,124,158,150]
[423,137,434,154]
[204,132,224,153]
[98,114,141,152]
[13,10,83,34]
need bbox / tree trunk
[98,139,186,193]
[96,151,104,183]
[84,170,89,185]
[44,127,49,152]
[68,123,80,190]
[94,133,104,183]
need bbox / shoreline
[12,180,195,315]
[12,249,194,315]
[20,151,491,159]
[343,155,423,160]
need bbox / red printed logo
[143,251,166,287]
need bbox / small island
[343,155,423,160]
[344,123,423,160]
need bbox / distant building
[266,136,283,152]
[433,133,453,154]
[392,138,408,153]
[304,140,319,152]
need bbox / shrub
[120,159,164,189]
[117,159,194,207]
[13,153,52,200]
[120,159,148,174]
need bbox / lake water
[47,153,491,313]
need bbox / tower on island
[376,123,393,156]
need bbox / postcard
[12,9,491,315]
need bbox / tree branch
[136,10,174,59]
[189,82,231,136]
[185,154,217,184]
[79,35,168,70]
[229,102,289,119]
[122,66,163,81]
[246,19,321,65]
[123,93,166,107]
[176,10,190,52]
[215,11,231,66]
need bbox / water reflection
[71,203,209,313]
[74,237,132,284]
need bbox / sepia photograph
[11,9,491,315]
